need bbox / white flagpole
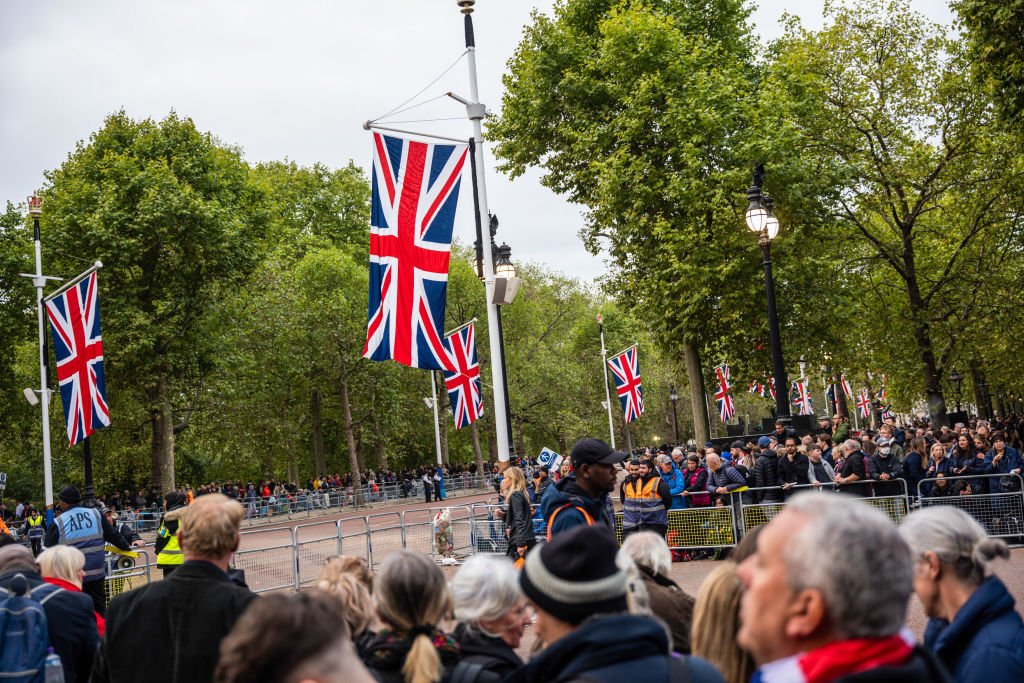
[458,2,510,464]
[598,314,616,449]
[431,372,443,465]
[851,381,861,432]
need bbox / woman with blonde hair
[360,551,458,683]
[317,556,378,643]
[502,466,535,562]
[37,544,106,635]
[691,562,755,683]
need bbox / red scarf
[43,577,106,637]
[799,634,913,683]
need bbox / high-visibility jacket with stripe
[157,507,186,567]
[26,515,45,539]
[622,476,668,529]
[56,506,106,580]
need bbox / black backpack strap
[450,660,491,683]
[669,657,693,683]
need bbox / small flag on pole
[441,322,483,429]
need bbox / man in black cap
[539,438,625,540]
[509,525,725,683]
[44,484,131,616]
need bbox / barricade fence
[917,473,1024,539]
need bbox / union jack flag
[714,364,735,421]
[44,272,111,446]
[767,376,777,401]
[856,388,872,419]
[363,132,468,371]
[840,374,853,399]
[607,346,644,423]
[442,323,483,429]
[792,380,814,416]
[748,380,765,397]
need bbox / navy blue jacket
[503,614,724,683]
[924,576,1024,683]
[540,476,616,541]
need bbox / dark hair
[215,591,351,683]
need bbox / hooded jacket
[924,576,1024,683]
[754,450,783,502]
[658,464,688,510]
[503,614,724,683]
[539,475,616,541]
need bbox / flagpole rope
[372,93,451,122]
[369,50,468,123]
[381,116,467,125]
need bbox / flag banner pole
[45,261,103,302]
[362,122,468,145]
[431,372,443,465]
[608,343,638,360]
[444,317,478,339]
[598,316,616,449]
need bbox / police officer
[44,484,131,616]
[155,491,188,576]
[24,506,45,556]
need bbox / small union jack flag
[792,380,814,416]
[442,323,483,429]
[841,374,853,399]
[363,132,468,371]
[856,388,872,419]
[768,376,777,401]
[714,364,735,421]
[45,271,111,446]
[748,380,764,397]
[607,346,644,423]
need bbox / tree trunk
[969,360,988,419]
[470,421,484,480]
[311,389,327,477]
[487,427,498,462]
[516,420,527,463]
[339,374,361,503]
[148,379,175,494]
[836,382,850,419]
[683,340,710,444]
[375,439,387,471]
[287,461,298,483]
[356,431,366,475]
[439,401,450,465]
[903,239,947,425]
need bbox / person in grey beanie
[507,525,725,683]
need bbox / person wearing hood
[156,490,188,577]
[507,524,724,683]
[753,436,783,503]
[656,454,687,510]
[900,506,1024,683]
[540,438,625,541]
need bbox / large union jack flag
[714,364,735,421]
[792,380,814,416]
[856,388,872,419]
[44,272,111,446]
[608,346,644,423]
[442,322,483,429]
[363,132,468,371]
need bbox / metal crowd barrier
[103,546,155,602]
[917,473,1024,538]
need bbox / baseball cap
[730,440,746,450]
[570,438,629,467]
[757,436,773,448]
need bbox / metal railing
[917,473,1024,538]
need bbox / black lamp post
[745,166,790,424]
[669,385,680,445]
[948,369,963,413]
[977,378,991,419]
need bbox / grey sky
[0,1,954,282]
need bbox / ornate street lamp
[669,385,680,445]
[745,165,790,424]
[948,369,963,413]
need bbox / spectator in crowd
[657,454,688,510]
[44,484,131,616]
[835,438,872,496]
[215,591,375,683]
[620,531,696,655]
[508,524,724,683]
[691,561,755,683]
[450,554,531,681]
[903,437,929,500]
[91,493,256,683]
[705,453,747,510]
[989,432,1023,489]
[778,436,810,496]
[754,437,782,503]
[502,466,536,563]
[540,438,624,540]
[869,436,905,496]
[316,556,378,645]
[899,506,1024,683]
[806,445,836,488]
[533,465,552,501]
[37,545,105,635]
[102,507,144,548]
[682,454,711,507]
[360,550,459,683]
[924,442,955,496]
[832,414,851,443]
[736,493,950,681]
[0,544,98,683]
[621,458,672,540]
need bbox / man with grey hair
[736,493,950,682]
[835,438,871,496]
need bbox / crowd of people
[2,421,1023,682]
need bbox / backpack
[0,574,62,683]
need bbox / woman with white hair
[38,544,105,635]
[620,531,695,655]
[450,554,531,680]
[899,506,1024,683]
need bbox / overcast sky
[1,0,954,282]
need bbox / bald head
[0,544,37,575]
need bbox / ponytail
[402,632,442,683]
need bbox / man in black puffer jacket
[508,525,725,683]
[753,437,783,503]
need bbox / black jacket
[778,453,811,488]
[360,628,460,683]
[503,614,724,683]
[452,622,523,681]
[754,451,782,502]
[0,569,98,683]
[539,476,617,541]
[504,490,534,549]
[90,560,256,683]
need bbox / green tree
[954,0,1024,126]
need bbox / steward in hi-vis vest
[156,491,189,577]
[25,509,45,555]
[621,460,672,539]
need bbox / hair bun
[972,537,1009,567]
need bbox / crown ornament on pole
[457,0,475,14]
[28,195,42,217]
